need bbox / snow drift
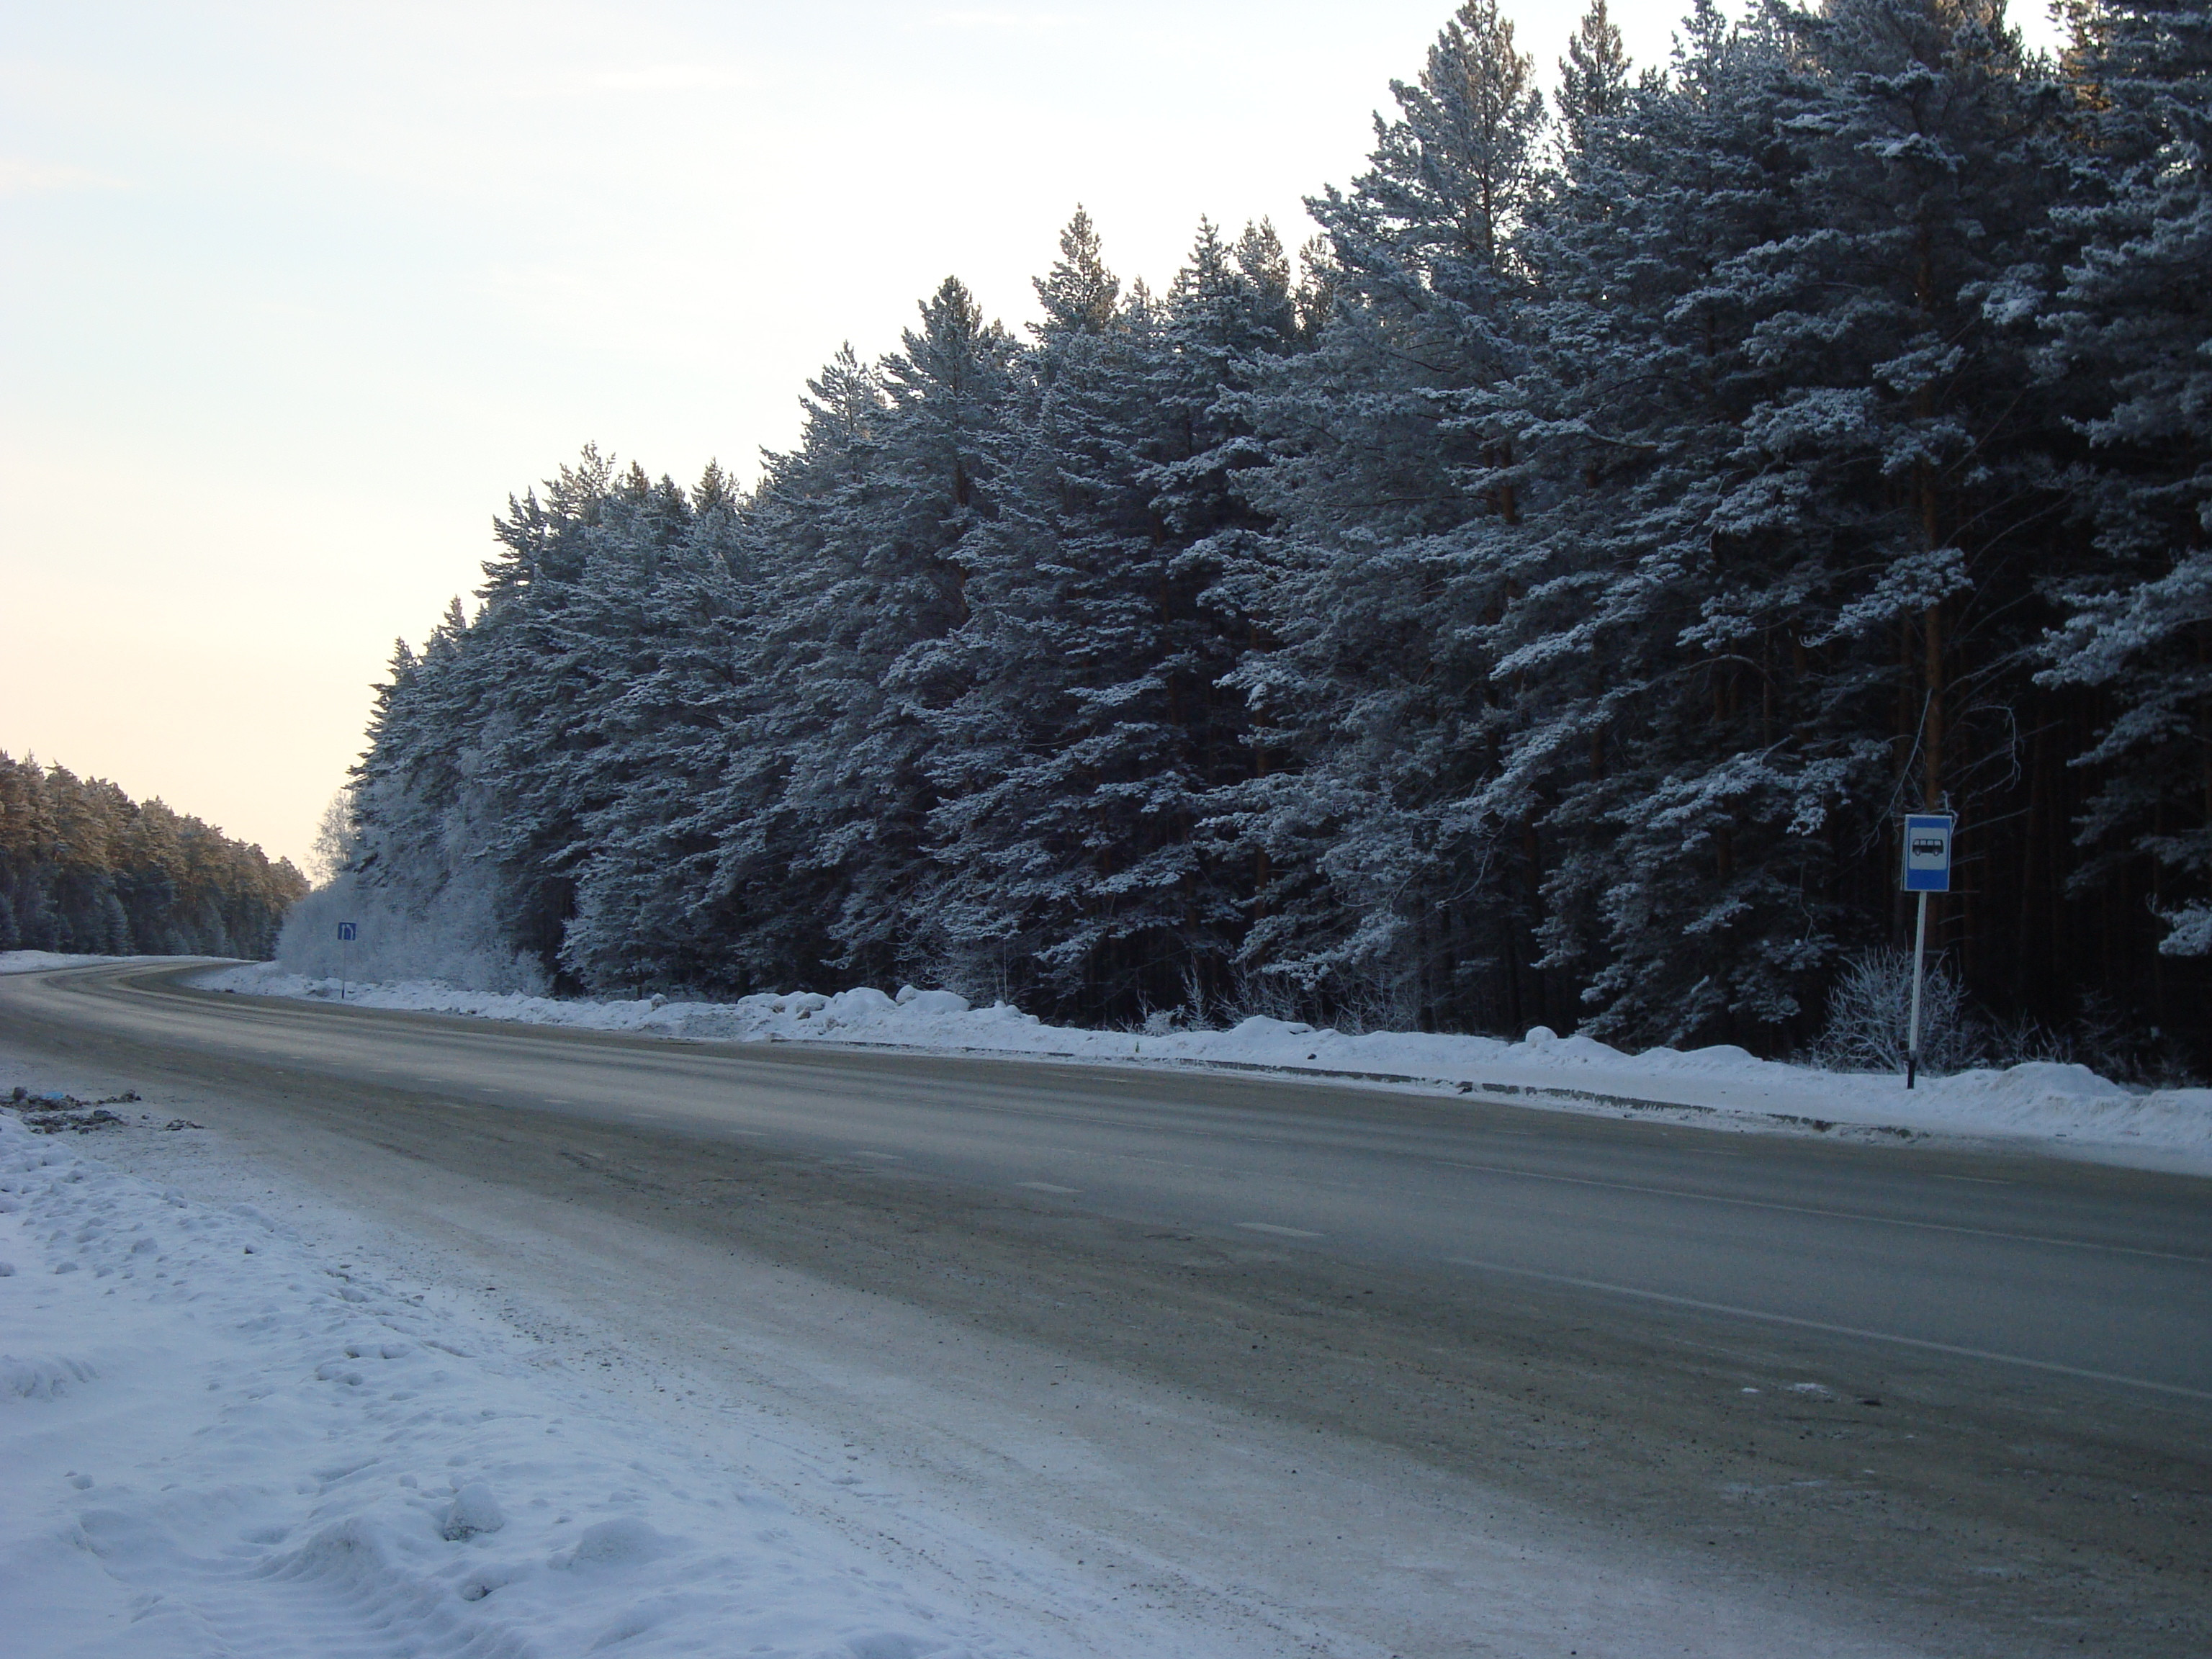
[197,963,2212,1169]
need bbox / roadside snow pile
[196,963,2211,1162]
[0,950,122,975]
[0,1107,1028,1658]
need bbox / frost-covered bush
[275,872,549,995]
[1981,993,2200,1089]
[1812,948,1982,1076]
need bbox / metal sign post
[1900,814,1954,1089]
[336,921,358,1002]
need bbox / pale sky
[2,1,2061,871]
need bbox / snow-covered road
[191,957,2212,1174]
[3,1101,1131,1659]
[6,961,2209,1656]
[0,1057,1947,1659]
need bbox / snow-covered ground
[0,1098,1138,1659]
[200,963,2212,1172]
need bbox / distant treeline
[338,0,2208,1068]
[0,753,307,958]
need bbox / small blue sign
[1902,814,1954,894]
[336,922,359,941]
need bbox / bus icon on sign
[1902,815,1954,894]
[336,922,358,941]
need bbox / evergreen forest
[331,0,2212,1071]
[0,753,309,959]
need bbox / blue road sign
[336,922,358,941]
[1902,814,1954,894]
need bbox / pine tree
[315,0,2202,1069]
[693,348,891,990]
[720,284,1017,991]
[912,212,1292,1017]
[1227,0,1548,1029]
[557,466,762,992]
[1556,0,1632,162]
[2040,0,2212,961]
[0,751,304,958]
[1473,1,1810,1043]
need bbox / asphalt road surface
[6,960,2208,1655]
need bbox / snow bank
[0,1106,1033,1658]
[0,951,123,975]
[194,963,2211,1166]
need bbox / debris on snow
[5,1087,145,1136]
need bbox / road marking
[1444,1256,2212,1404]
[1429,1159,2207,1264]
[1930,1174,2011,1185]
[1237,1222,1324,1239]
[1017,1182,1079,1195]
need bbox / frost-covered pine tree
[316,0,2201,1068]
[1472,1,1821,1046]
[691,347,892,990]
[1555,0,1632,162]
[498,464,701,971]
[725,282,1017,991]
[914,212,1291,1017]
[1514,0,2072,1048]
[345,449,734,992]
[2039,0,2212,959]
[1228,0,1548,1030]
[556,463,765,992]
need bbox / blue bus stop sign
[1902,815,1954,894]
[336,922,358,941]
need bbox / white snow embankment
[0,1107,1029,1659]
[195,963,2211,1168]
[0,950,125,975]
